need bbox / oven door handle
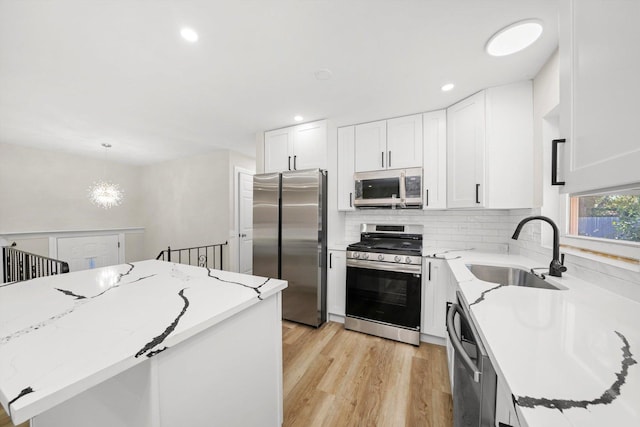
[347,259,421,274]
[446,303,482,382]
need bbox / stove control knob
[377,254,384,261]
[394,256,401,263]
[353,252,360,259]
[405,257,412,264]
[362,253,369,260]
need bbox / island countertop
[446,252,640,427]
[0,259,287,424]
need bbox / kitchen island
[445,253,640,427]
[0,259,287,427]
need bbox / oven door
[346,259,421,329]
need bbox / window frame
[559,190,640,271]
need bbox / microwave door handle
[399,172,406,204]
[446,304,482,382]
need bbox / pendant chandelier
[88,143,124,209]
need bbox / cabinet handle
[294,155,297,170]
[288,156,291,171]
[388,151,391,168]
[428,261,432,281]
[552,139,566,186]
[475,184,480,204]
[329,253,333,269]
[349,192,353,208]
[425,189,429,207]
[381,152,385,168]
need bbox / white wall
[509,50,640,302]
[0,142,254,268]
[0,142,145,262]
[141,149,255,265]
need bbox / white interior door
[239,172,254,275]
[57,235,120,272]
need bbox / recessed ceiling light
[294,115,304,122]
[180,27,199,43]
[486,19,543,57]
[314,69,332,81]
[441,83,455,92]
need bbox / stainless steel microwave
[354,167,423,208]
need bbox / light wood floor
[0,321,453,427]
[283,320,453,427]
[0,408,27,427]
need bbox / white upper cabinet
[354,120,387,172]
[354,115,423,172]
[386,114,423,169]
[447,91,486,208]
[337,126,356,211]
[264,128,292,173]
[264,120,327,173]
[447,81,533,209]
[559,0,640,194]
[422,110,447,209]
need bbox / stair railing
[156,242,227,270]
[2,246,70,284]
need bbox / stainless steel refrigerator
[253,169,327,327]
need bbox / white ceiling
[0,0,559,165]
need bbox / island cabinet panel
[31,293,284,427]
[447,81,533,209]
[337,126,356,211]
[264,120,327,173]
[559,0,640,194]
[1,260,287,427]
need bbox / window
[569,188,640,243]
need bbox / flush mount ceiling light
[314,69,332,81]
[88,143,124,209]
[441,83,455,92]
[180,27,199,43]
[294,115,304,122]
[486,19,543,57]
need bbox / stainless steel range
[345,224,423,346]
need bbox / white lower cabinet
[327,250,346,318]
[421,258,450,338]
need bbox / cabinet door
[447,91,486,208]
[421,259,448,338]
[386,114,423,169]
[423,110,447,209]
[292,120,327,171]
[327,250,346,317]
[264,128,293,173]
[559,0,640,194]
[355,120,387,172]
[337,126,356,211]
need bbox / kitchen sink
[466,264,563,290]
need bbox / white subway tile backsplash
[344,207,640,302]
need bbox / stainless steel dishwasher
[446,291,497,427]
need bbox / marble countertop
[447,252,640,427]
[0,259,287,423]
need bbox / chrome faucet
[511,215,567,278]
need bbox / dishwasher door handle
[446,303,482,382]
